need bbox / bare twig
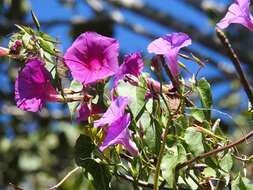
[216,28,253,108]
[48,166,81,190]
[178,130,253,169]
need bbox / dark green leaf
[74,135,94,166]
[82,159,111,190]
[31,10,40,30]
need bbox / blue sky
[1,0,246,127]
[27,0,236,99]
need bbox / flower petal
[64,32,119,85]
[94,96,128,127]
[147,32,191,76]
[99,113,138,156]
[113,52,144,90]
[15,59,57,112]
[217,0,253,32]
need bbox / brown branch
[216,28,253,108]
[178,130,253,169]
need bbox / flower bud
[0,47,9,57]
[10,40,22,54]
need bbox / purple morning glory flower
[147,32,191,76]
[15,59,58,112]
[114,52,144,87]
[94,96,129,127]
[94,96,138,156]
[217,0,253,32]
[99,113,138,156]
[64,32,119,85]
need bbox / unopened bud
[0,47,9,57]
[151,55,161,74]
[10,40,22,54]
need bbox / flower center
[90,59,102,71]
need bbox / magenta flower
[64,32,119,85]
[217,0,253,32]
[99,113,138,156]
[77,103,103,122]
[94,96,129,128]
[94,96,138,156]
[114,52,144,87]
[147,32,191,76]
[15,59,58,112]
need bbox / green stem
[153,125,170,190]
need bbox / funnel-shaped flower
[217,0,253,32]
[114,52,144,87]
[64,32,119,85]
[94,96,128,127]
[15,59,57,112]
[99,113,138,156]
[94,96,138,156]
[147,32,191,76]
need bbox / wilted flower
[147,32,191,76]
[15,59,58,112]
[94,96,138,156]
[217,0,253,32]
[64,32,119,85]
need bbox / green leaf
[22,33,31,47]
[31,10,40,30]
[82,160,111,190]
[161,144,187,188]
[189,108,205,123]
[70,80,83,92]
[140,112,155,151]
[15,24,35,35]
[74,135,111,190]
[38,31,57,43]
[184,127,204,156]
[196,78,212,120]
[117,80,146,118]
[219,152,233,173]
[232,175,253,190]
[202,167,216,178]
[74,135,94,167]
[39,39,56,55]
